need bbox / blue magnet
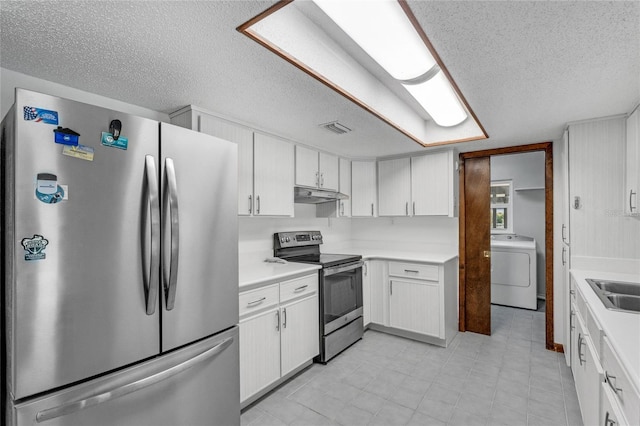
[54,127,80,146]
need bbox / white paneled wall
[569,116,640,265]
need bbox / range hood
[294,186,349,204]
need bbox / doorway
[458,142,558,351]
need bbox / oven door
[322,261,363,335]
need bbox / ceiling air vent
[320,121,351,135]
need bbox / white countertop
[571,268,640,391]
[239,247,457,291]
[239,260,320,290]
[339,248,458,264]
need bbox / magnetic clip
[109,120,122,140]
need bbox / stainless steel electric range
[274,231,363,363]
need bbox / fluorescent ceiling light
[237,1,488,146]
[403,71,468,127]
[312,0,436,81]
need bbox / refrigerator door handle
[145,155,161,315]
[164,158,180,311]
[35,336,234,423]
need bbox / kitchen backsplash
[239,203,459,260]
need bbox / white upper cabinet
[351,160,377,217]
[295,146,339,191]
[254,133,294,216]
[626,107,639,216]
[169,107,256,216]
[378,158,411,216]
[411,151,455,216]
[377,150,456,217]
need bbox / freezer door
[160,123,238,351]
[7,89,161,399]
[9,327,240,426]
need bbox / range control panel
[274,231,323,248]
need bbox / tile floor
[241,304,582,426]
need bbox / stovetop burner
[285,253,362,268]
[273,231,361,267]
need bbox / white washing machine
[491,234,537,310]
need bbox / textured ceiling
[1,1,638,157]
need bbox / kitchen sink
[590,280,640,296]
[607,294,640,311]
[586,279,640,313]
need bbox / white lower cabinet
[570,279,640,426]
[389,279,440,337]
[239,274,319,405]
[368,259,457,346]
[573,299,603,426]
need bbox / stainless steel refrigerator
[1,89,239,425]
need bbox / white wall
[491,151,546,298]
[568,116,640,268]
[1,68,168,121]
[350,216,458,251]
[239,204,353,259]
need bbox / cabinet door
[626,108,639,215]
[389,279,440,337]
[411,151,452,216]
[319,152,339,191]
[339,158,352,217]
[362,261,371,326]
[295,145,319,188]
[239,309,281,402]
[254,133,294,216]
[352,160,377,217]
[378,158,411,216]
[280,296,319,377]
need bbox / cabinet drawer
[239,284,279,318]
[601,383,629,426]
[603,337,640,426]
[586,304,603,361]
[280,274,318,303]
[388,262,439,281]
[575,285,587,323]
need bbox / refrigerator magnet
[53,127,80,146]
[35,173,66,204]
[62,144,95,161]
[101,132,128,150]
[23,106,59,125]
[21,234,49,261]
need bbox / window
[490,181,513,233]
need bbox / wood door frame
[458,141,558,351]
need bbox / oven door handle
[323,260,364,277]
